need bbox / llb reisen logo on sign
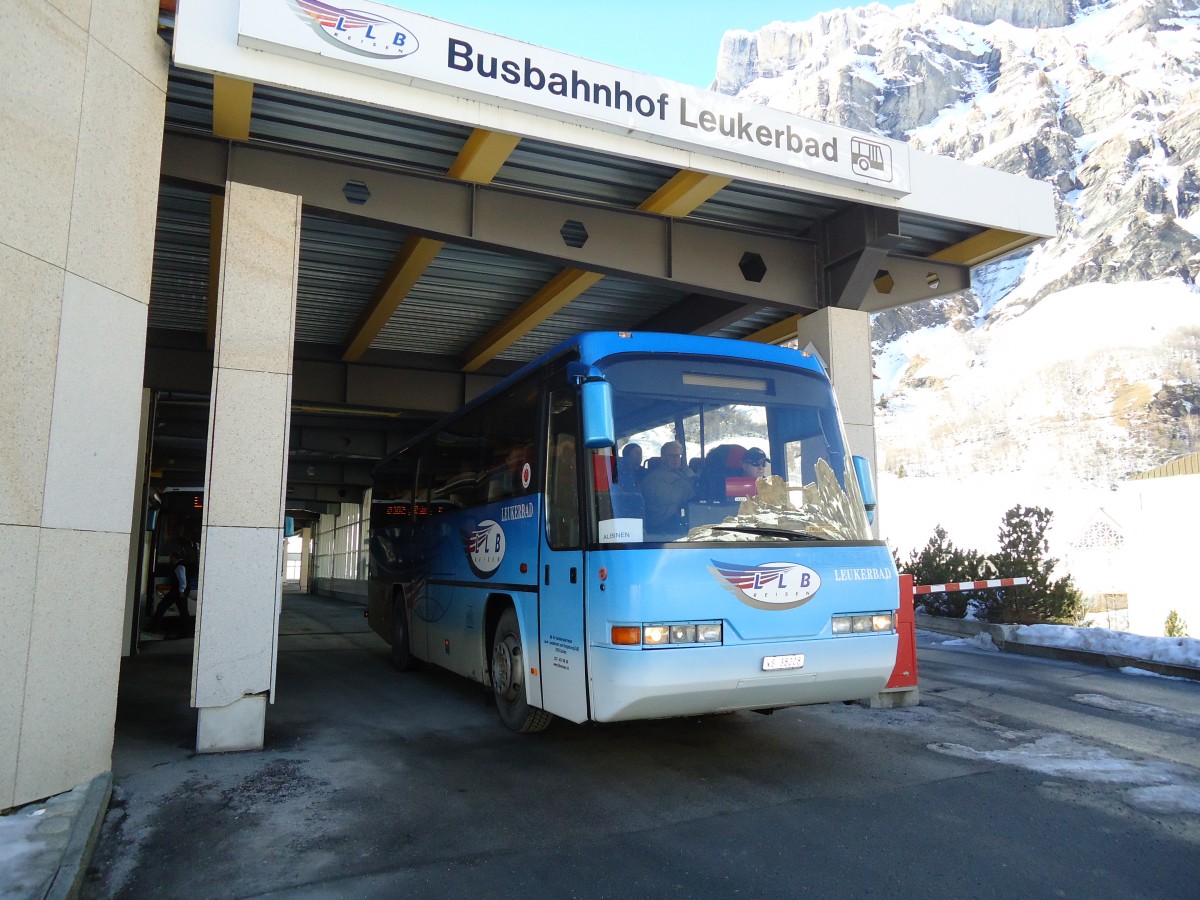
[287,0,419,59]
[709,560,821,611]
[463,520,505,578]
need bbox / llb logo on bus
[709,560,822,611]
[287,0,420,59]
[464,520,505,578]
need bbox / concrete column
[192,182,301,753]
[0,1,167,809]
[795,308,880,535]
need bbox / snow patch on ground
[1070,693,1200,730]
[939,633,1000,652]
[1012,624,1200,667]
[928,732,1177,785]
[1120,667,1196,682]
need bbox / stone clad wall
[0,0,167,809]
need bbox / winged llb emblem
[462,520,505,577]
[286,0,420,60]
[709,560,821,610]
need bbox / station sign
[231,0,911,195]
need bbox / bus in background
[368,332,898,732]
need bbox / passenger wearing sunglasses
[741,447,770,478]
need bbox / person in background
[617,442,644,490]
[143,553,190,640]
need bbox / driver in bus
[641,441,695,535]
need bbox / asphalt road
[82,594,1200,899]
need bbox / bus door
[538,389,589,723]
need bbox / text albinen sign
[236,0,912,195]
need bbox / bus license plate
[763,654,805,671]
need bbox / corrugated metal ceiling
[152,62,981,367]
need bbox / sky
[375,1,908,87]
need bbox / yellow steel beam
[446,129,522,182]
[340,129,519,361]
[638,170,732,216]
[207,194,223,350]
[340,235,446,361]
[743,314,805,345]
[929,229,1040,267]
[462,269,605,372]
[212,75,254,142]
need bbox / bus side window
[546,391,580,549]
[481,381,540,504]
[433,428,482,508]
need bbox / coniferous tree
[1165,610,1189,637]
[977,505,1084,625]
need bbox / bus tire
[390,598,416,672]
[491,607,552,733]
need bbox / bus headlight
[832,613,895,635]
[643,625,671,645]
[670,624,696,643]
[610,622,724,646]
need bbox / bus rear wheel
[491,608,552,733]
[390,599,416,672]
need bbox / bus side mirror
[581,379,615,449]
[568,361,616,449]
[852,455,877,525]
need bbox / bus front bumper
[586,634,898,723]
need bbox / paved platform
[5,592,1196,898]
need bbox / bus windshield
[592,353,871,545]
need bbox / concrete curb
[45,772,111,900]
[916,613,1200,682]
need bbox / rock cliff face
[717,0,1200,483]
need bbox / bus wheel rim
[493,636,519,699]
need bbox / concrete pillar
[0,1,167,809]
[798,309,915,707]
[192,182,301,753]
[795,308,880,535]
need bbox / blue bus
[368,332,898,732]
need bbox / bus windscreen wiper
[709,524,823,541]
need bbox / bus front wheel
[491,608,552,733]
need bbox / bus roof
[567,332,824,373]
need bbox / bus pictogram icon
[850,137,893,183]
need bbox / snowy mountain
[717,0,1200,487]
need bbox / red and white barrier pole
[913,577,1029,595]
